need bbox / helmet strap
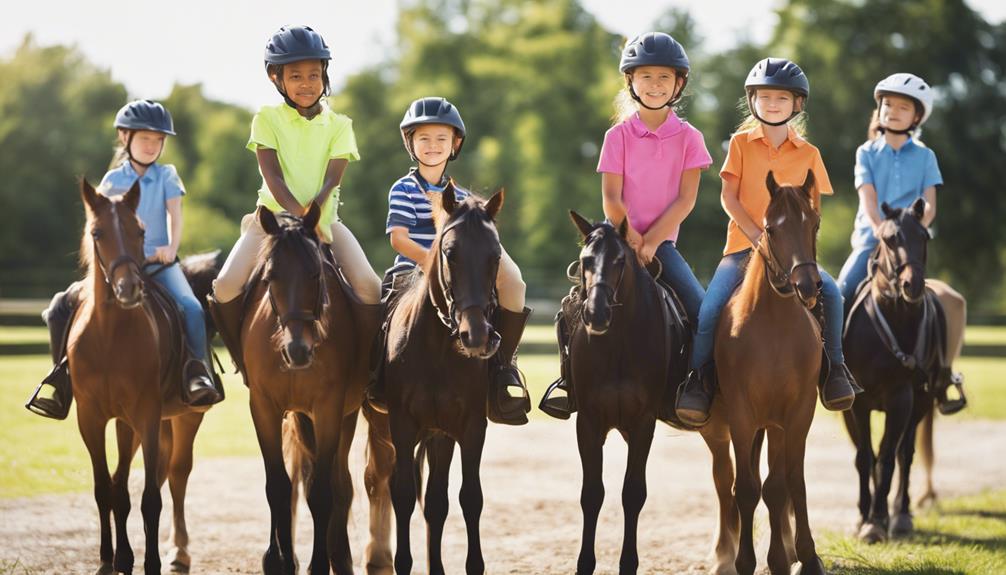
[125,131,160,168]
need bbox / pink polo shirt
[597,112,712,242]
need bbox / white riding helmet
[874,73,934,127]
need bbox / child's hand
[150,245,177,264]
[626,225,643,251]
[636,238,658,265]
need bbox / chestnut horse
[716,171,827,575]
[381,186,505,574]
[70,179,213,574]
[564,213,740,575]
[241,203,388,575]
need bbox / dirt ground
[3,414,1004,574]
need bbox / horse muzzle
[457,307,500,359]
[113,279,144,309]
[280,340,314,370]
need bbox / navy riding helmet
[745,58,809,126]
[619,32,690,109]
[114,100,175,135]
[400,97,466,162]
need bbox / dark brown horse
[716,171,826,575]
[69,179,213,574]
[380,186,505,574]
[564,212,740,575]
[241,203,388,575]
[842,199,947,543]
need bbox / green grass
[820,489,1006,574]
[963,325,1006,346]
[0,327,47,345]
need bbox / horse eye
[91,229,102,240]
[581,256,594,269]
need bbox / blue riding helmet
[745,58,810,98]
[400,97,466,161]
[114,100,175,136]
[264,25,331,67]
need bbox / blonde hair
[735,90,807,137]
[611,71,687,125]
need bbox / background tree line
[1,0,1003,311]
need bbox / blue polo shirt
[851,137,942,248]
[384,168,468,276]
[98,162,185,259]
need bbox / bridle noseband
[579,230,626,326]
[757,232,817,298]
[429,216,500,338]
[90,206,143,304]
[872,221,928,301]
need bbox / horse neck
[731,250,796,330]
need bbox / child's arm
[720,174,763,246]
[256,148,308,215]
[313,158,350,208]
[857,183,883,236]
[922,186,937,227]
[152,197,182,264]
[640,168,702,260]
[389,227,431,274]
[601,172,643,248]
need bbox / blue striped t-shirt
[385,168,468,276]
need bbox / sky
[2,0,1003,112]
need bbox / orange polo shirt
[720,124,833,255]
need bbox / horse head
[81,178,146,309]
[432,183,503,359]
[570,211,632,335]
[257,202,330,370]
[876,198,929,303]
[762,170,822,308]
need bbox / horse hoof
[890,513,914,538]
[95,562,114,575]
[791,556,827,575]
[857,521,888,544]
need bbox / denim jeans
[689,250,749,369]
[146,262,208,361]
[837,242,876,306]
[819,267,845,364]
[654,240,705,327]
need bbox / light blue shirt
[98,162,186,259]
[852,137,942,248]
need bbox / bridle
[871,218,928,301]
[757,215,819,299]
[579,227,626,326]
[264,234,330,330]
[429,215,500,338]
[91,206,143,305]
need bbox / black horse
[843,198,948,543]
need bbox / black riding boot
[675,362,717,427]
[933,366,967,415]
[488,306,533,426]
[181,358,223,407]
[813,300,861,411]
[208,294,245,376]
[25,285,81,420]
[539,309,575,420]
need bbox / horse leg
[575,415,604,575]
[389,413,419,574]
[785,424,825,575]
[700,413,739,575]
[78,410,115,575]
[111,419,139,574]
[362,405,394,574]
[915,403,937,509]
[251,396,297,575]
[327,407,358,575]
[619,417,655,575]
[459,420,487,575]
[891,398,928,538]
[862,385,912,544]
[304,407,340,575]
[136,411,164,575]
[847,403,874,532]
[424,434,456,575]
[730,426,760,575]
[763,428,793,575]
[163,413,204,573]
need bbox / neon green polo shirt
[247,103,360,241]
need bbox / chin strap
[125,131,161,168]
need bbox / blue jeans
[654,241,705,327]
[837,242,876,307]
[689,250,846,368]
[147,263,208,361]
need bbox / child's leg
[496,246,526,312]
[654,241,705,326]
[689,251,749,369]
[213,212,268,303]
[818,268,846,364]
[329,221,381,305]
[150,264,208,361]
[837,244,874,307]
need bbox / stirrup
[25,358,73,420]
[182,359,223,407]
[539,377,574,420]
[488,366,530,425]
[937,372,967,415]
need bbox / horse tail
[283,412,316,501]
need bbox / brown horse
[380,186,505,575]
[716,171,827,575]
[563,212,742,574]
[241,203,388,575]
[70,179,213,574]
[841,199,959,543]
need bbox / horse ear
[485,187,505,220]
[303,201,321,230]
[441,180,458,215]
[801,169,816,196]
[122,180,141,212]
[766,170,780,199]
[569,210,594,239]
[911,197,926,220]
[80,178,99,211]
[257,205,282,236]
[880,202,895,219]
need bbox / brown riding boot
[25,285,82,420]
[207,294,245,375]
[488,306,533,425]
